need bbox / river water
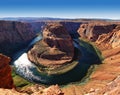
[13,35,102,85]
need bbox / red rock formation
[77,22,120,49]
[77,23,116,41]
[32,85,64,95]
[96,25,120,49]
[0,85,64,95]
[0,54,14,89]
[0,21,35,56]
[28,23,74,68]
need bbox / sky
[0,0,120,19]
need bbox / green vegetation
[12,67,33,88]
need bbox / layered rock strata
[28,23,76,74]
[77,23,120,49]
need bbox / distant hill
[0,17,119,22]
[0,17,67,22]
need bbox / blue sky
[0,0,120,19]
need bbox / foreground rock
[85,75,120,95]
[0,54,14,89]
[0,85,64,95]
[28,23,75,73]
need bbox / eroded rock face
[96,25,120,49]
[109,30,120,48]
[77,23,116,41]
[28,23,74,68]
[0,21,35,56]
[77,22,120,49]
[0,54,14,89]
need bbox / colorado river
[13,35,102,85]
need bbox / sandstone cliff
[77,22,120,49]
[0,21,35,56]
[0,54,14,89]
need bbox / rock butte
[28,23,74,69]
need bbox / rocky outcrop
[31,85,64,95]
[109,30,120,48]
[28,23,74,70]
[96,25,120,49]
[0,54,14,89]
[77,23,116,41]
[77,22,120,49]
[0,21,35,56]
[0,85,63,95]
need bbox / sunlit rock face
[0,54,14,89]
[27,23,77,75]
[109,30,120,48]
[95,25,120,49]
[77,23,116,42]
[77,22,120,49]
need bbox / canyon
[0,18,120,95]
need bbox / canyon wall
[60,22,81,38]
[29,21,120,50]
[29,21,81,38]
[30,21,46,33]
[0,21,35,56]
[77,22,120,49]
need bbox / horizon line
[0,16,120,20]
